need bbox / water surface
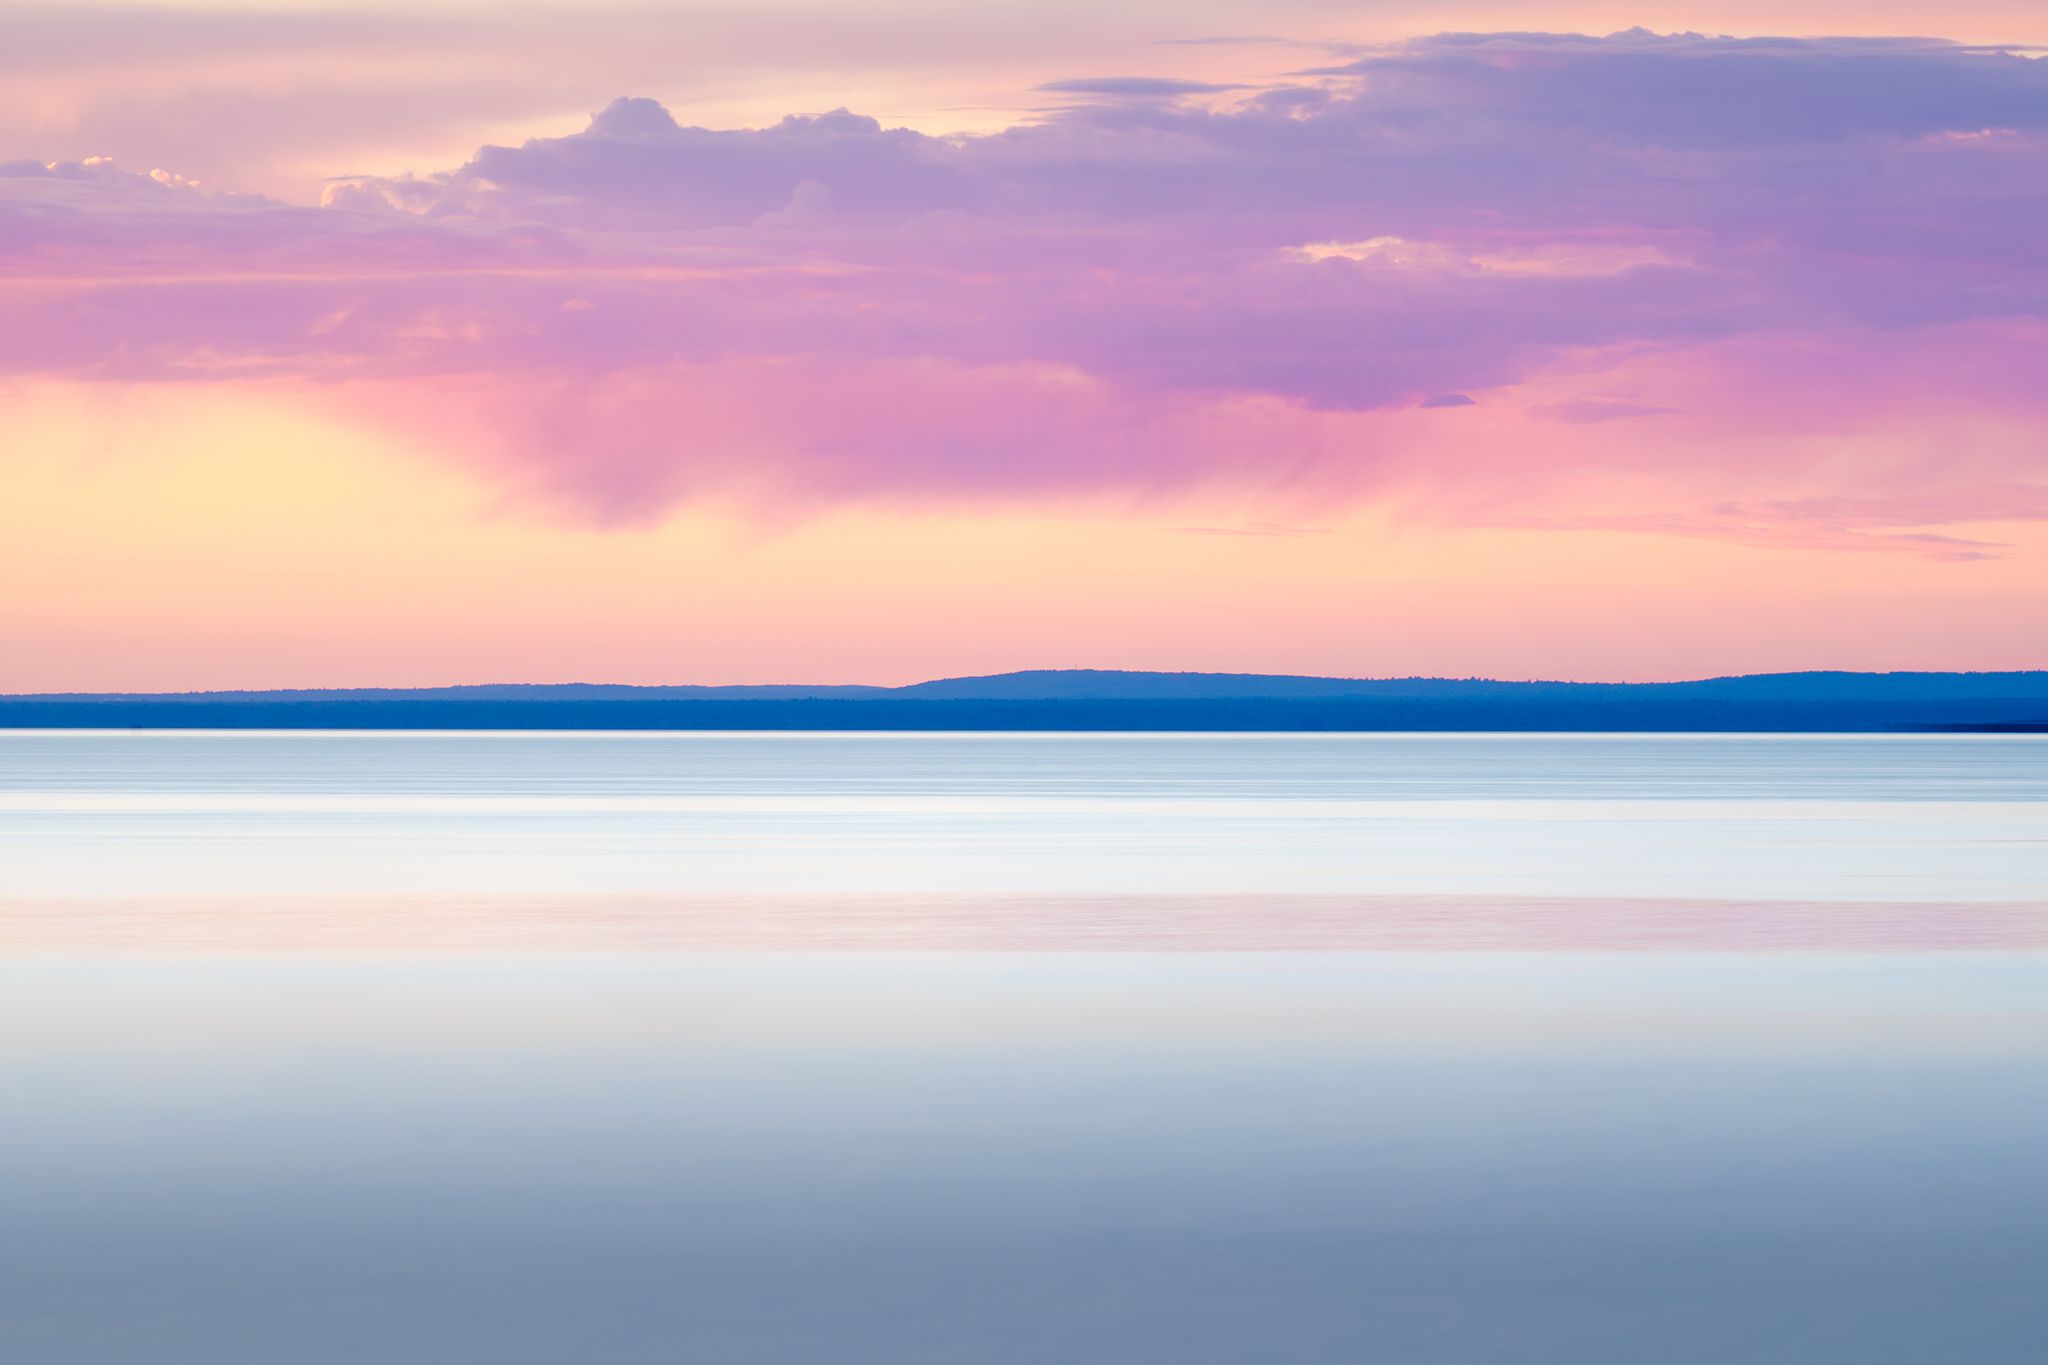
[3,732,2044,1363]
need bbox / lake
[3,731,2045,1363]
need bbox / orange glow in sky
[3,3,2044,687]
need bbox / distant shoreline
[6,670,2045,733]
[5,702,2047,734]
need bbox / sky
[3,1,2046,689]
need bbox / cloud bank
[4,30,2046,541]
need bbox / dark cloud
[1298,29,2048,146]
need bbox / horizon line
[10,664,2048,702]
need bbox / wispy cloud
[1489,485,2048,561]
[1035,76,1251,97]
[1170,521,1336,537]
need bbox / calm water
[3,731,2046,1363]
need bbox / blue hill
[5,669,2046,730]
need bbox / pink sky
[3,3,2046,688]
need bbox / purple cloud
[3,30,2046,523]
